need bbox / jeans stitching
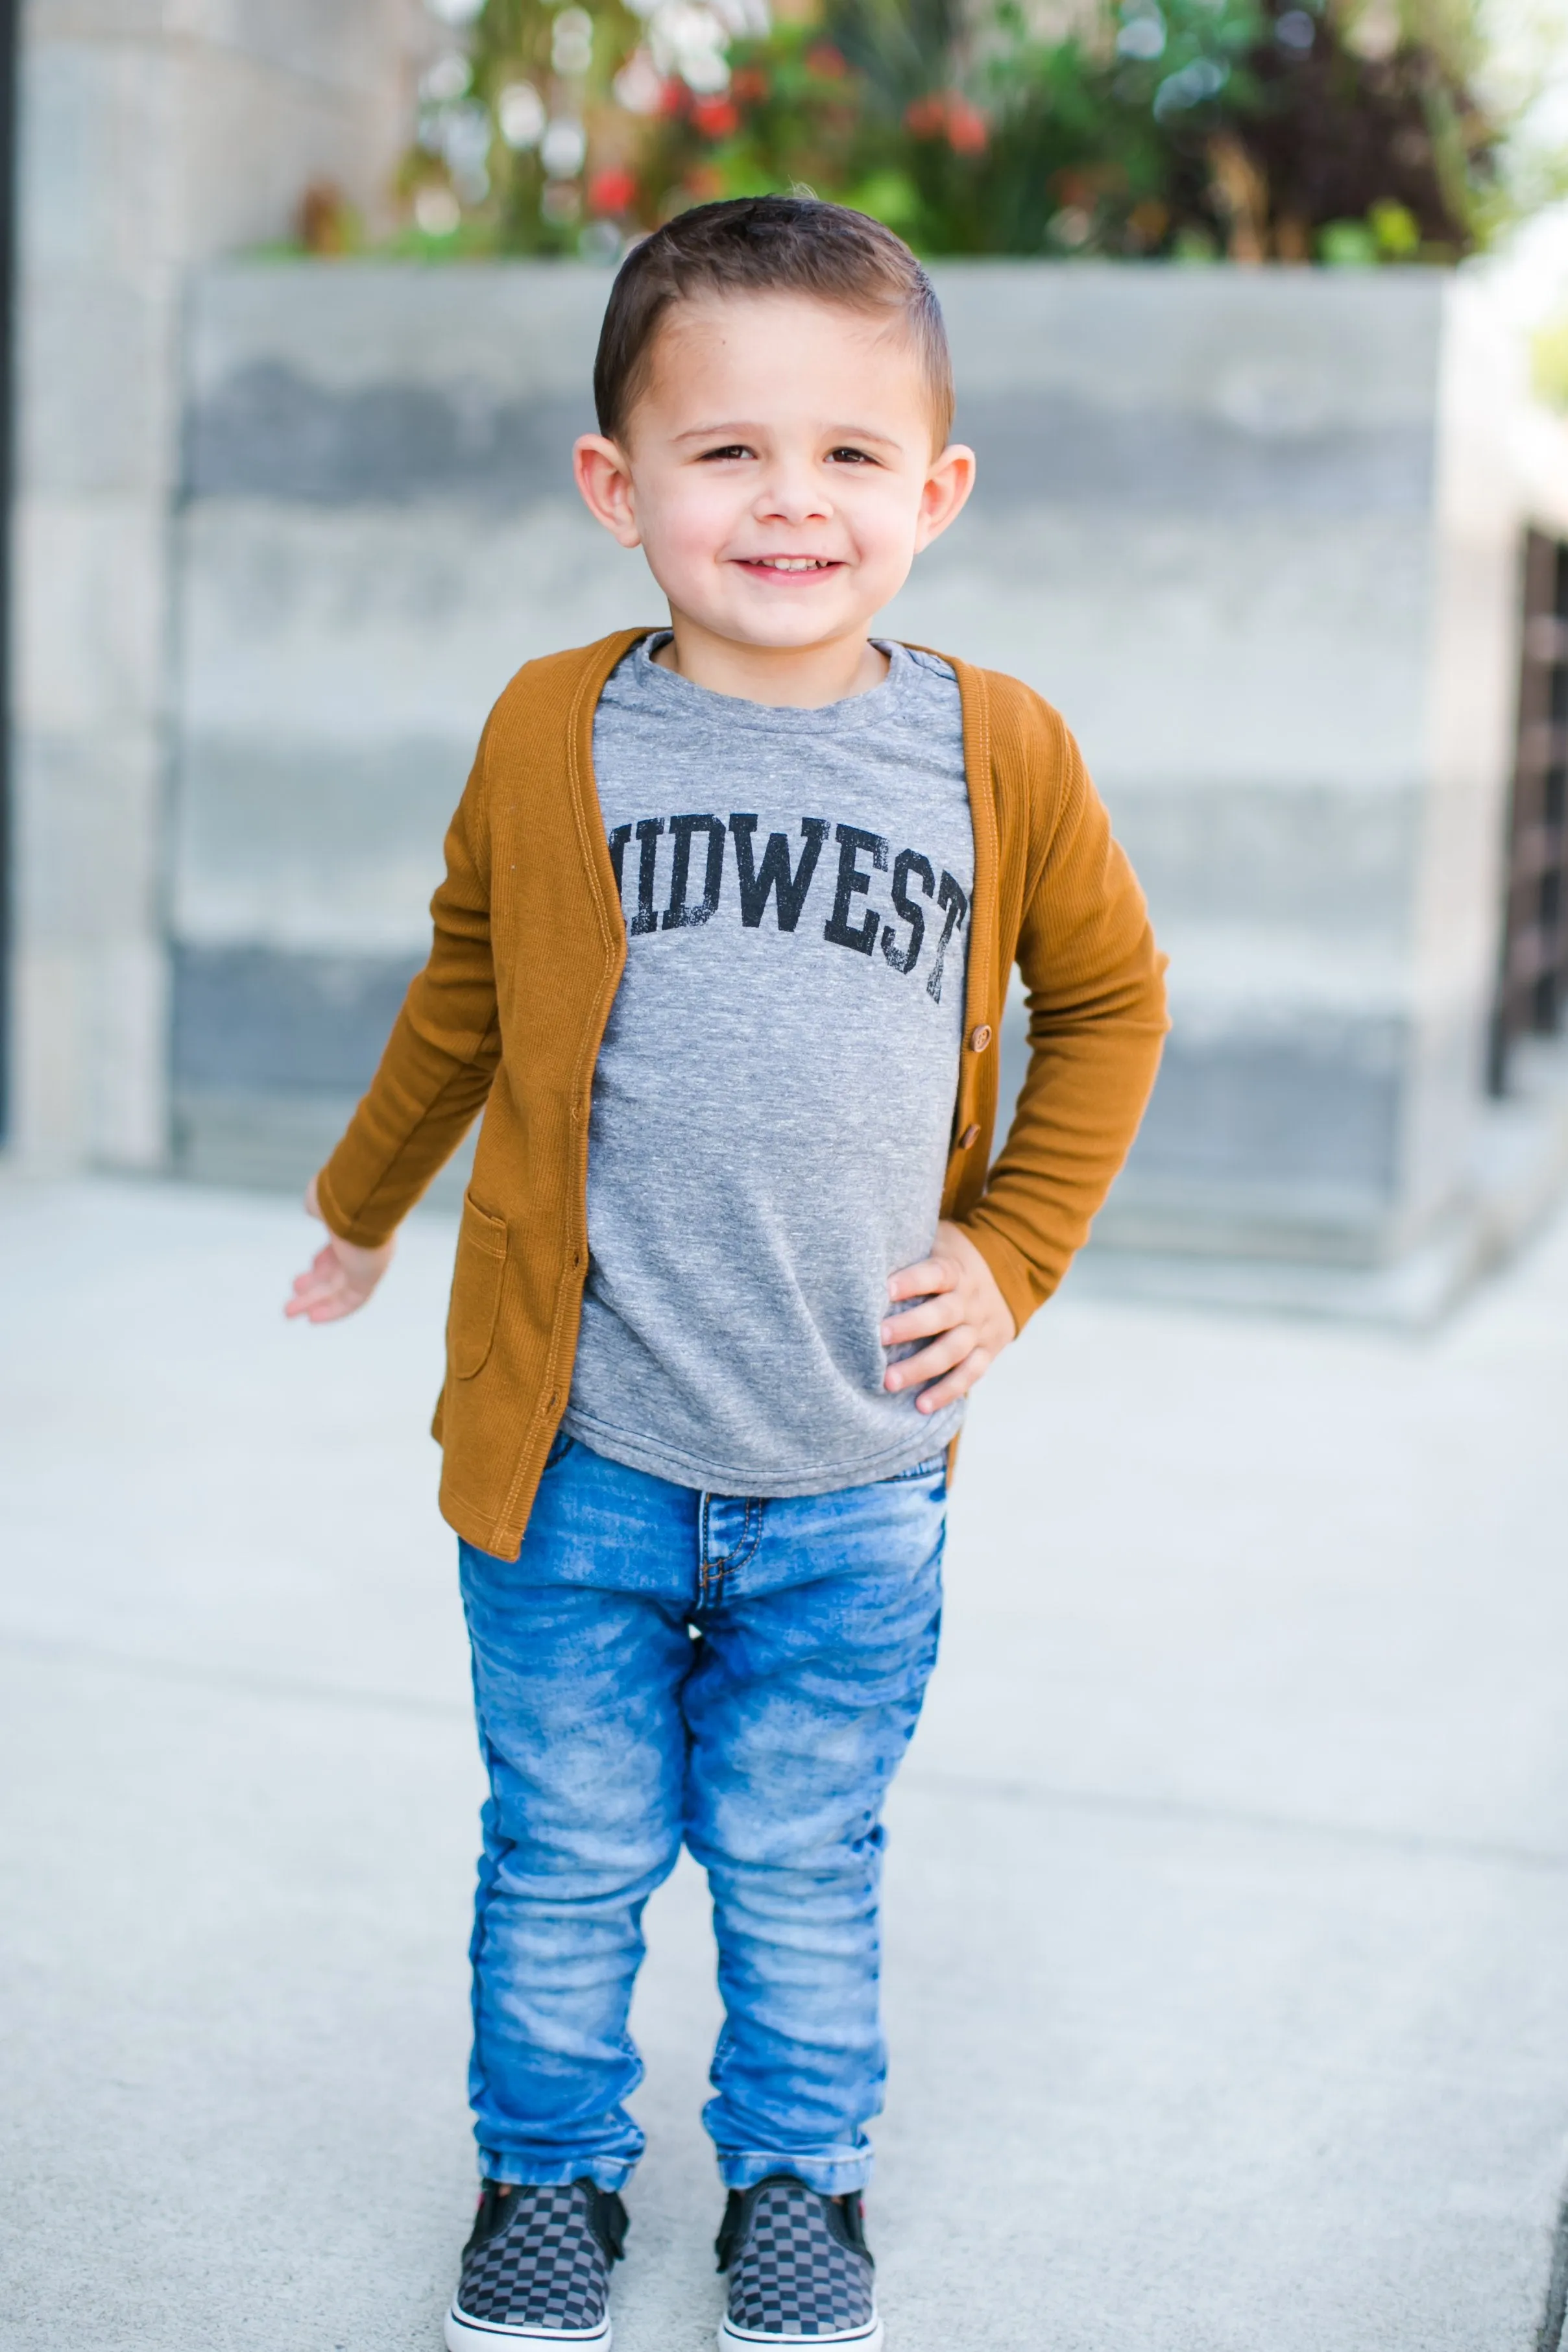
[699,1495,765,1605]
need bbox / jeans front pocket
[448,1192,508,1379]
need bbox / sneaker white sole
[446,2305,611,2349]
[718,2319,882,2351]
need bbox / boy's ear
[915,442,977,554]
[573,433,643,548]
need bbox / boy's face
[573,293,974,661]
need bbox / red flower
[905,91,987,152]
[692,96,740,138]
[731,67,769,102]
[588,167,638,215]
[806,43,848,77]
[945,95,989,154]
[657,79,687,115]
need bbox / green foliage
[1532,314,1568,409]
[392,0,1511,263]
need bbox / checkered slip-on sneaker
[444,2178,627,2349]
[715,2175,882,2349]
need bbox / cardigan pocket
[448,1193,509,1379]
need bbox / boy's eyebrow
[670,420,905,449]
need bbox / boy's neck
[653,613,890,708]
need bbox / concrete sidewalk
[3,1176,1568,2351]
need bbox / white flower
[612,47,667,114]
[425,0,483,21]
[1344,0,1400,60]
[422,51,472,101]
[678,45,731,91]
[415,185,463,234]
[710,0,769,33]
[1116,10,1166,59]
[551,6,594,75]
[649,2,732,91]
[498,80,547,147]
[540,117,588,177]
[442,101,492,175]
[1152,55,1226,115]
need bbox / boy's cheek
[647,501,744,583]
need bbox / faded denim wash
[459,1431,947,2194]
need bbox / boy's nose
[754,468,831,524]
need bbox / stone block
[173,735,468,956]
[14,495,169,731]
[175,502,638,741]
[171,943,422,1096]
[886,509,1433,795]
[16,275,173,494]
[171,1086,474,1203]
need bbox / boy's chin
[695,596,882,653]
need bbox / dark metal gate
[1491,529,1568,1093]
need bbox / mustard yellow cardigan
[317,631,1169,1557]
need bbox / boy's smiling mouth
[736,555,841,573]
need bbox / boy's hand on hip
[283,1176,396,1324]
[882,1220,1017,1413]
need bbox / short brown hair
[593,195,955,447]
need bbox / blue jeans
[459,1433,947,2196]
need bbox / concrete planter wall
[10,1,422,1172]
[167,259,1538,1302]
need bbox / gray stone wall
[10,0,424,1168]
[168,259,1525,1275]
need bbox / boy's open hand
[284,1176,396,1324]
[882,1220,1017,1413]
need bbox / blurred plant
[296,180,364,254]
[384,0,1523,262]
[1532,311,1568,406]
[830,0,1500,258]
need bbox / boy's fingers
[285,1282,337,1318]
[290,1265,343,1302]
[914,1348,993,1412]
[885,1324,974,1390]
[887,1255,957,1303]
[295,1294,351,1324]
[287,1273,368,1323]
[284,1246,358,1318]
[881,1292,961,1345]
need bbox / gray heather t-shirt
[561,635,974,1495]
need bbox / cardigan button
[958,1123,981,1150]
[969,1023,993,1053]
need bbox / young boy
[286,196,1166,2351]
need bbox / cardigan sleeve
[959,719,1169,1332]
[313,729,502,1249]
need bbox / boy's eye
[698,444,754,461]
[826,446,875,465]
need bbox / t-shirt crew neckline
[631,632,938,734]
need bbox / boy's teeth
[758,557,827,570]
